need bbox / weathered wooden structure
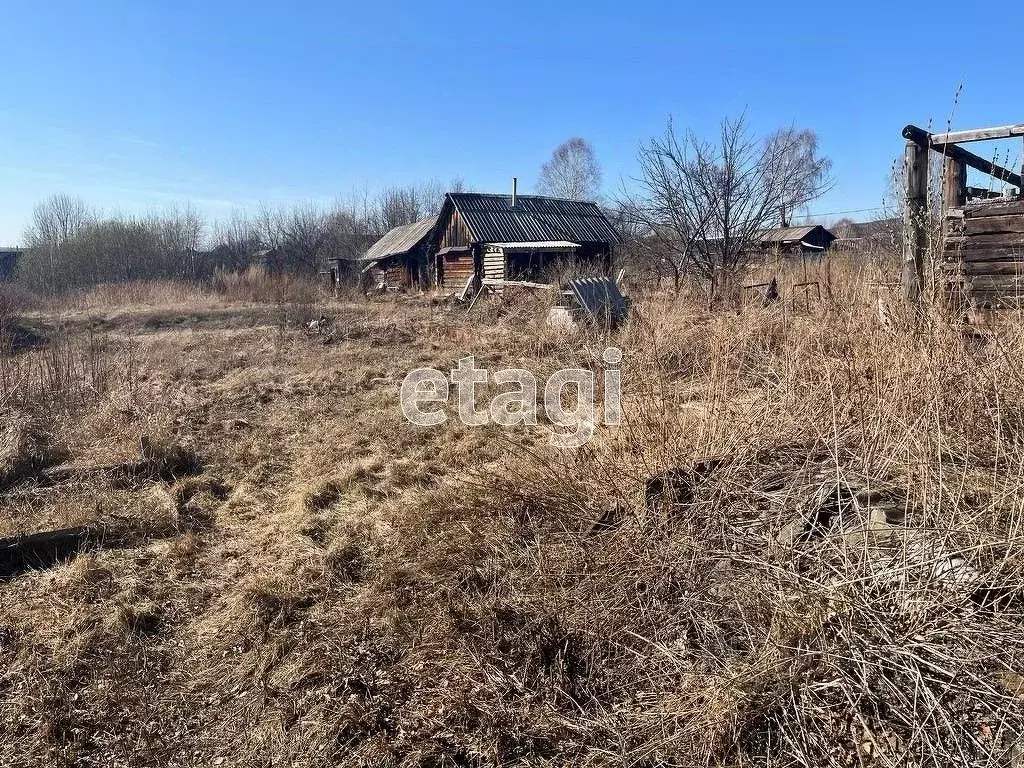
[944,199,1024,309]
[357,216,438,290]
[431,188,620,290]
[901,123,1024,308]
[756,225,836,256]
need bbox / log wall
[944,199,1024,308]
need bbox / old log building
[755,225,836,256]
[356,216,438,290]
[431,191,619,289]
[356,187,620,291]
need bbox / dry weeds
[1,261,1023,767]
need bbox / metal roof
[758,225,820,244]
[488,240,579,250]
[447,193,620,245]
[359,216,438,262]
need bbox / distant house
[0,247,24,280]
[356,217,438,290]
[831,218,899,252]
[431,191,620,289]
[755,225,837,256]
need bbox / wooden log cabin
[357,216,438,290]
[431,187,620,290]
[755,225,836,256]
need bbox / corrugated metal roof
[359,216,438,262]
[488,240,579,249]
[758,225,819,244]
[448,193,619,245]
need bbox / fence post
[902,139,928,303]
[942,156,967,212]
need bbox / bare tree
[370,179,457,235]
[623,115,831,292]
[148,204,206,278]
[375,186,424,234]
[207,215,261,275]
[280,203,330,274]
[23,194,93,249]
[20,194,95,290]
[536,137,602,201]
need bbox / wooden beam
[481,278,556,290]
[943,156,967,212]
[964,200,1024,217]
[929,125,1024,144]
[963,215,1024,236]
[946,233,1024,248]
[902,125,1023,189]
[902,139,928,303]
[943,261,1024,276]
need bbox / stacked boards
[944,198,1024,309]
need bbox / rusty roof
[446,193,620,245]
[359,217,438,262]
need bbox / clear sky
[2,0,1022,244]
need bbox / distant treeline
[12,180,464,293]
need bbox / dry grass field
[3,258,1024,767]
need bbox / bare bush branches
[623,115,832,290]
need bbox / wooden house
[357,217,437,290]
[430,191,620,290]
[755,225,836,256]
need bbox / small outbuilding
[357,216,438,290]
[755,225,836,256]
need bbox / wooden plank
[903,125,1023,189]
[943,262,1024,276]
[963,216,1024,236]
[961,275,1024,290]
[481,279,556,290]
[963,199,1024,218]
[930,125,1024,144]
[942,250,1024,266]
[946,233,1024,248]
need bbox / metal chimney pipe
[512,177,517,208]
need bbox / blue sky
[2,0,1021,244]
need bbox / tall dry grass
[211,265,324,305]
[2,254,1024,766]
